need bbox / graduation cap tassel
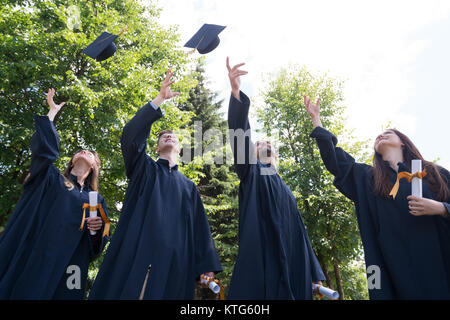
[186,34,205,55]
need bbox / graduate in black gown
[226,58,325,300]
[304,95,450,299]
[89,70,222,300]
[0,88,109,299]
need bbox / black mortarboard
[184,24,226,54]
[82,32,118,62]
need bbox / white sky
[155,0,450,169]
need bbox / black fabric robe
[310,126,450,299]
[0,115,108,300]
[227,91,325,300]
[88,102,222,300]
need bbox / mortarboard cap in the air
[184,24,226,54]
[82,31,118,62]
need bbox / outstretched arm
[121,70,179,178]
[226,57,255,181]
[25,88,65,186]
[46,88,66,122]
[305,95,362,201]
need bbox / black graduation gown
[88,102,222,300]
[310,126,450,299]
[227,91,325,300]
[0,115,109,300]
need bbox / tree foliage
[0,0,196,230]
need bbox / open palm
[304,95,321,119]
[46,88,66,112]
[159,69,180,100]
[226,57,248,94]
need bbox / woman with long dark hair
[305,96,450,299]
[0,88,110,299]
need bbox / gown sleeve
[120,102,163,179]
[305,233,326,282]
[438,166,450,216]
[227,91,257,181]
[310,126,365,201]
[24,115,60,187]
[192,185,222,277]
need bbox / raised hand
[226,57,248,101]
[304,95,322,128]
[46,88,66,121]
[153,69,180,107]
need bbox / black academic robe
[88,102,222,300]
[227,91,325,300]
[0,115,109,300]
[310,126,450,299]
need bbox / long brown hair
[62,150,101,191]
[372,129,449,201]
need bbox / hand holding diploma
[86,191,102,234]
[407,195,447,217]
[200,273,224,299]
[407,160,447,217]
[313,283,339,300]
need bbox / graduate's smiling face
[374,130,404,153]
[156,131,181,155]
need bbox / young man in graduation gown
[0,88,109,299]
[304,95,450,299]
[226,58,325,299]
[89,70,222,300]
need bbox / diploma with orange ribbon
[80,193,110,238]
[313,284,339,300]
[200,274,225,300]
[389,160,427,199]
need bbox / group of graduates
[0,56,450,300]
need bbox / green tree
[257,65,371,300]
[0,0,197,289]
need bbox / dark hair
[372,128,449,201]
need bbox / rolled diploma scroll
[201,277,220,294]
[313,284,339,299]
[411,159,423,198]
[88,191,98,235]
